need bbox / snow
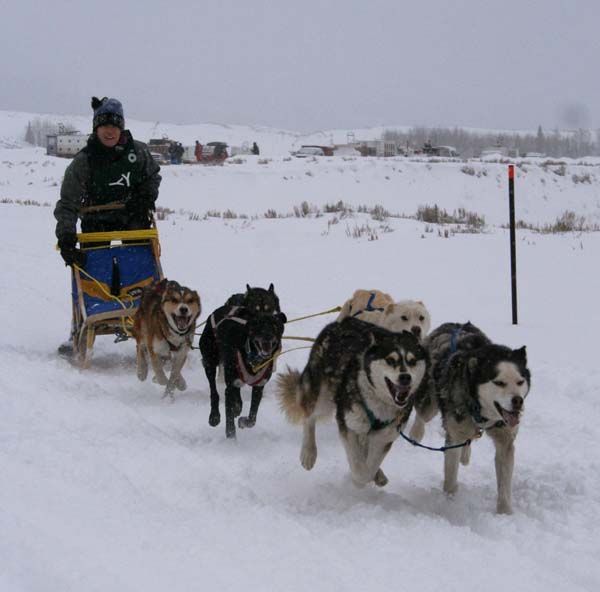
[1,113,599,591]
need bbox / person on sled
[54,96,162,353]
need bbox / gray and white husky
[413,322,531,514]
[277,317,430,488]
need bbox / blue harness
[352,292,385,317]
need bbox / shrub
[370,204,390,221]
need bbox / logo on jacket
[108,172,131,187]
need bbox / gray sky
[1,0,598,132]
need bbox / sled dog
[277,317,430,487]
[200,285,286,439]
[413,322,531,514]
[225,283,282,316]
[337,289,431,340]
[133,279,201,397]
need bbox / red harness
[234,350,273,387]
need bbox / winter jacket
[54,130,161,238]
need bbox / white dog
[338,289,431,341]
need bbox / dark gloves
[58,233,87,267]
[125,195,155,220]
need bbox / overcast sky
[1,0,598,132]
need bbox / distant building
[432,145,459,157]
[355,140,396,157]
[46,132,88,157]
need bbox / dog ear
[467,357,479,372]
[268,283,274,293]
[384,303,395,315]
[154,278,168,293]
[246,284,251,292]
[513,346,527,365]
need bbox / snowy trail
[2,186,600,590]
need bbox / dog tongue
[501,408,520,428]
[175,315,189,331]
[386,378,410,405]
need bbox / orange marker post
[508,165,518,324]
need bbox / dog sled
[69,228,164,368]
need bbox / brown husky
[133,279,201,397]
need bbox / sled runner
[69,228,163,368]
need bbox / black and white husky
[277,317,430,487]
[413,322,531,514]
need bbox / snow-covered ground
[1,116,599,591]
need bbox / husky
[200,288,286,439]
[413,322,531,514]
[225,283,282,316]
[277,317,430,487]
[133,279,201,397]
[337,289,431,341]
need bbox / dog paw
[350,475,369,489]
[443,481,459,495]
[152,374,168,386]
[174,375,187,391]
[300,445,317,470]
[496,500,513,515]
[373,469,389,487]
[136,365,148,382]
[162,389,175,402]
[238,416,255,429]
[208,411,221,427]
[225,423,237,439]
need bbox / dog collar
[357,398,397,432]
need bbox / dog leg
[460,443,471,466]
[409,415,426,442]
[203,362,221,427]
[340,431,373,487]
[300,415,318,470]
[136,342,149,382]
[166,347,188,395]
[488,427,516,514]
[224,384,241,438]
[409,391,438,442]
[443,446,461,495]
[238,386,263,429]
[148,345,168,386]
[364,428,396,487]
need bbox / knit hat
[91,96,125,130]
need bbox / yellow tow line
[73,264,136,337]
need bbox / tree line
[24,118,78,147]
[382,125,598,158]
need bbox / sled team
[54,97,532,515]
[132,282,530,516]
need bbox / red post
[508,165,518,324]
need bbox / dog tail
[276,367,306,424]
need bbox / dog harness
[357,398,399,432]
[210,305,274,387]
[209,306,247,334]
[159,321,194,352]
[351,292,385,318]
[234,350,273,387]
